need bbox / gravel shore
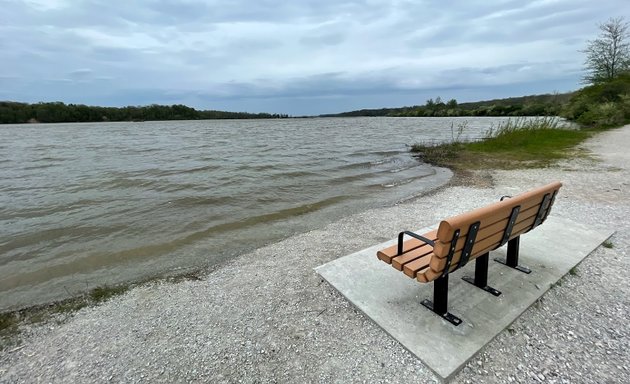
[2,125,629,383]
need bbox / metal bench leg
[494,236,532,274]
[462,253,502,296]
[421,275,462,326]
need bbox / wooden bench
[376,181,562,326]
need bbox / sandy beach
[1,125,629,383]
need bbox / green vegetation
[603,240,614,248]
[0,101,289,124]
[563,74,630,127]
[0,269,206,350]
[0,283,130,349]
[321,93,571,118]
[89,285,131,303]
[411,117,592,170]
[0,312,18,334]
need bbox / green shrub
[564,74,630,127]
[576,101,626,127]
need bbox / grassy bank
[411,74,630,171]
[410,118,595,170]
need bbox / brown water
[0,116,519,310]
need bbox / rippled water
[1,116,520,310]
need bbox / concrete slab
[315,215,613,381]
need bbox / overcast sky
[1,0,627,115]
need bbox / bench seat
[376,181,562,325]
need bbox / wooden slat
[433,208,539,259]
[392,244,433,270]
[418,261,456,283]
[419,206,559,283]
[376,230,437,264]
[403,253,433,277]
[434,195,542,246]
[429,215,537,273]
[435,181,562,250]
[432,204,539,258]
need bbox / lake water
[1,116,523,311]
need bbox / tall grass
[468,117,589,159]
[411,117,592,169]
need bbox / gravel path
[2,125,629,383]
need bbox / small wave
[173,165,216,175]
[370,158,397,166]
[381,178,416,188]
[326,172,375,186]
[36,157,69,162]
[144,165,217,177]
[370,170,438,189]
[0,199,102,220]
[334,157,410,172]
[0,195,351,290]
[325,164,430,186]
[124,147,162,154]
[346,149,404,158]
[97,177,160,190]
[233,163,279,172]
[169,195,239,207]
[22,163,60,171]
[267,170,322,180]
[0,224,128,260]
[388,164,422,173]
[368,149,406,156]
[187,195,350,237]
[336,161,374,171]
[152,182,203,193]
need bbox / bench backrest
[418,181,562,283]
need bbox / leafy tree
[582,17,630,84]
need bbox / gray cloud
[1,0,627,114]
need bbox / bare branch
[582,17,630,84]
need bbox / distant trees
[320,94,570,118]
[392,95,563,117]
[582,17,630,84]
[0,102,289,124]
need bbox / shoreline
[2,116,469,312]
[2,126,629,383]
[0,167,454,321]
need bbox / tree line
[0,102,289,124]
[320,93,572,118]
